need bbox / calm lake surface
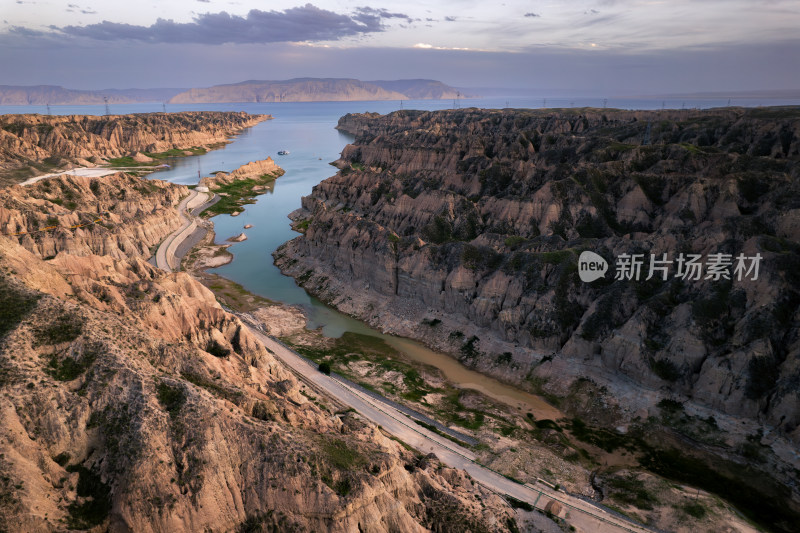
[4,96,797,416]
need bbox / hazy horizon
[1,1,798,95]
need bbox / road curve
[240,318,652,533]
[155,190,207,272]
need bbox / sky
[1,0,798,94]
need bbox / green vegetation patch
[47,343,100,381]
[605,473,658,510]
[156,381,186,418]
[321,438,366,471]
[33,312,83,346]
[203,171,283,217]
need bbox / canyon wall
[0,172,514,532]
[275,107,800,517]
[0,111,269,184]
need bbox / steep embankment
[275,107,800,531]
[0,111,269,185]
[168,78,460,104]
[0,172,515,532]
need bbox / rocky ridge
[0,172,516,532]
[200,157,281,189]
[275,107,800,530]
[0,111,269,184]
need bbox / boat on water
[277,150,290,155]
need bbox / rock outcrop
[275,107,800,528]
[0,172,515,532]
[200,157,281,189]
[0,111,269,184]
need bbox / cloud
[353,6,412,25]
[81,9,96,14]
[444,16,457,22]
[52,4,403,44]
[524,12,540,18]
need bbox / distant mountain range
[167,78,463,103]
[0,86,186,105]
[0,79,464,106]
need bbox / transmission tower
[162,103,167,113]
[543,98,547,108]
[104,97,110,116]
[603,98,607,108]
[46,103,51,115]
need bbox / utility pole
[104,97,110,116]
[542,98,546,108]
[162,102,166,113]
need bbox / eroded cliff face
[275,107,800,517]
[0,111,269,184]
[0,173,514,532]
[0,173,185,260]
